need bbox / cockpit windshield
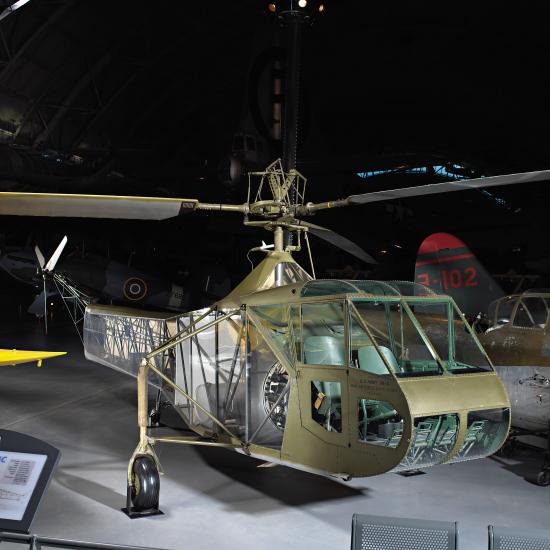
[351,298,492,376]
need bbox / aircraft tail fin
[415,232,504,316]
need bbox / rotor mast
[274,1,323,246]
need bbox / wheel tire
[536,470,550,487]
[131,455,160,511]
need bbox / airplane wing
[0,349,66,367]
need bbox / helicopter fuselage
[83,253,510,479]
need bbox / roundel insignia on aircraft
[123,277,148,301]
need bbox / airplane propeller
[33,236,68,334]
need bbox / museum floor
[2,319,550,550]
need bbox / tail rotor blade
[45,235,68,272]
[297,220,377,264]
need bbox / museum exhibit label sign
[0,430,60,533]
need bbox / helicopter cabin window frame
[350,297,445,378]
[350,296,493,377]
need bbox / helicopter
[2,161,550,514]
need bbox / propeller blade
[297,220,377,264]
[348,169,550,205]
[34,245,45,269]
[45,235,68,272]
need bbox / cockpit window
[358,398,403,447]
[410,301,492,374]
[351,298,492,376]
[351,301,443,377]
[312,380,342,432]
[303,302,346,366]
[249,305,292,364]
[512,297,549,328]
[488,295,518,327]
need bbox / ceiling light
[298,0,307,7]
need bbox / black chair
[351,513,458,550]
[489,525,550,550]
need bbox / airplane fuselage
[0,248,188,311]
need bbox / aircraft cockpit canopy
[487,291,550,330]
[297,279,493,377]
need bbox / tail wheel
[131,455,160,511]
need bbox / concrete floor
[2,319,550,550]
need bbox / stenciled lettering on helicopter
[502,335,517,349]
[350,379,397,391]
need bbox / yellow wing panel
[0,349,66,367]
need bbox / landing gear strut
[122,362,163,517]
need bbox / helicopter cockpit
[285,279,509,472]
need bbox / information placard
[0,430,60,532]
[0,451,47,521]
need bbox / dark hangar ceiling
[0,1,549,186]
[0,1,549,284]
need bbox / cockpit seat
[358,345,399,374]
[304,336,345,366]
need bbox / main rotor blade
[0,192,200,220]
[45,235,68,272]
[298,220,377,264]
[303,169,550,213]
[348,169,550,205]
